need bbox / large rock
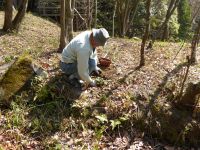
[176,82,200,118]
[0,56,34,106]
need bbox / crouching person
[60,28,110,89]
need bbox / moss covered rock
[150,103,200,147]
[177,82,200,109]
[0,56,34,106]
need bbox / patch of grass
[4,101,27,130]
[154,41,169,47]
[4,55,14,63]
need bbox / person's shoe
[69,73,79,80]
[68,78,84,88]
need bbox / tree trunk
[116,0,140,37]
[120,0,132,37]
[190,19,200,64]
[128,0,140,31]
[112,2,117,37]
[150,0,180,45]
[87,0,92,29]
[94,0,97,28]
[3,0,13,31]
[59,0,75,52]
[66,0,75,41]
[12,0,28,31]
[122,0,130,36]
[59,0,66,52]
[161,23,169,41]
[140,0,151,67]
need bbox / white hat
[92,28,110,46]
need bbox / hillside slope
[0,11,200,149]
[0,11,60,62]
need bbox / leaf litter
[1,12,200,149]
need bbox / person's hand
[82,80,96,90]
[94,67,102,76]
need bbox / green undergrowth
[1,71,200,148]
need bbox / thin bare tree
[140,0,152,66]
[59,0,66,52]
[161,0,180,40]
[3,0,28,32]
[190,19,200,64]
[116,0,140,37]
[147,0,180,47]
[112,1,117,37]
[94,0,97,28]
[3,0,13,31]
[59,0,75,52]
[87,0,93,29]
[66,0,75,41]
[12,0,28,31]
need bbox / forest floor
[1,12,200,149]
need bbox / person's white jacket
[61,31,98,83]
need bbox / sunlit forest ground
[1,11,200,149]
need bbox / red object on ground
[99,57,111,67]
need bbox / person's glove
[82,80,96,90]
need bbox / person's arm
[90,49,99,71]
[77,50,94,84]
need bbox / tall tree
[190,19,200,64]
[59,0,75,52]
[59,0,66,51]
[148,0,180,45]
[177,0,191,39]
[66,0,75,41]
[140,0,151,66]
[3,0,13,31]
[12,0,28,31]
[94,0,97,28]
[112,1,117,37]
[116,0,140,37]
[3,0,28,32]
[161,0,180,40]
[87,0,91,29]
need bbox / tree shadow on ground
[124,61,200,147]
[0,29,7,37]
[134,61,200,147]
[144,62,188,117]
[26,73,83,140]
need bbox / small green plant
[95,125,107,140]
[4,55,14,63]
[29,118,42,134]
[95,77,105,86]
[34,85,50,101]
[110,119,121,130]
[31,76,50,102]
[95,114,108,124]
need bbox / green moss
[0,56,34,106]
